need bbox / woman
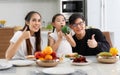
[48,13,76,57]
[6,11,42,60]
[69,13,110,55]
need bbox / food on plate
[73,55,87,63]
[65,53,79,58]
[61,25,70,34]
[25,55,36,60]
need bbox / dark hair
[52,13,66,32]
[22,11,41,55]
[69,13,85,25]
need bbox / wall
[41,31,49,50]
[87,0,101,28]
[0,0,59,27]
[105,0,120,51]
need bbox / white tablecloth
[0,56,120,75]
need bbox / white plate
[0,62,12,70]
[42,67,75,75]
[9,60,35,66]
[71,59,92,66]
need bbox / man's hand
[87,34,98,48]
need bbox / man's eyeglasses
[72,22,85,27]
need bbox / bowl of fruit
[36,59,59,67]
[35,46,60,67]
[97,47,119,64]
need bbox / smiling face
[52,15,66,31]
[26,13,41,35]
[70,18,86,35]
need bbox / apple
[51,51,57,59]
[35,51,45,59]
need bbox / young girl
[48,13,76,57]
[6,11,42,60]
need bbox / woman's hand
[87,34,98,48]
[21,27,31,40]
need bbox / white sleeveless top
[49,30,72,57]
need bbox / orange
[45,55,53,60]
[109,47,118,56]
[43,46,53,55]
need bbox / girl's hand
[87,34,98,48]
[63,32,76,47]
[64,33,71,38]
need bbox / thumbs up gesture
[21,27,31,40]
[87,34,98,48]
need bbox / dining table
[0,56,120,75]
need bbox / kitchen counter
[0,56,120,75]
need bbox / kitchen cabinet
[0,28,14,58]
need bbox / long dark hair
[22,11,41,55]
[52,13,66,32]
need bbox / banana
[98,52,112,57]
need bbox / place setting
[30,67,88,75]
[8,59,35,67]
[8,57,35,67]
[65,53,92,66]
[0,59,16,74]
[0,59,13,70]
[42,67,88,75]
